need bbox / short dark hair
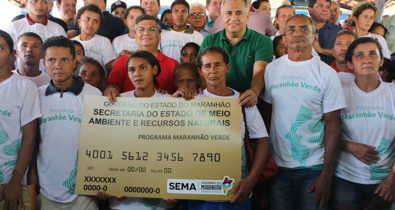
[352,2,377,19]
[160,9,172,22]
[284,14,316,35]
[252,0,269,10]
[77,57,105,78]
[272,35,283,58]
[71,40,85,56]
[334,30,357,43]
[369,22,388,37]
[171,0,190,13]
[196,46,229,68]
[308,0,330,8]
[126,6,146,18]
[181,42,200,55]
[379,58,395,82]
[135,14,162,33]
[126,51,161,85]
[0,30,14,53]
[345,37,383,63]
[75,4,104,27]
[42,36,76,59]
[17,32,43,44]
[173,62,199,80]
[56,0,77,5]
[140,0,161,7]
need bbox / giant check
[75,95,242,200]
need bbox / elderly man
[188,3,211,37]
[6,0,66,45]
[200,0,273,107]
[263,14,346,209]
[160,0,204,62]
[105,15,178,99]
[308,0,342,65]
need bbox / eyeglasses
[190,13,206,17]
[353,52,379,61]
[136,27,159,32]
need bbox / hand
[0,182,24,210]
[347,142,379,165]
[104,85,120,104]
[239,89,258,107]
[313,34,323,53]
[230,177,256,204]
[171,87,195,100]
[119,50,133,57]
[163,198,178,204]
[307,174,332,208]
[374,173,395,201]
[96,191,111,200]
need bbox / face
[284,16,315,50]
[275,7,294,32]
[162,12,173,25]
[27,0,49,18]
[172,4,189,29]
[329,2,341,25]
[206,0,222,20]
[126,9,144,31]
[73,44,84,67]
[258,1,271,16]
[141,0,160,17]
[44,46,76,85]
[222,0,249,34]
[127,57,158,89]
[349,43,383,78]
[332,34,355,63]
[135,20,160,48]
[344,15,352,27]
[112,7,126,19]
[0,37,13,70]
[16,36,42,66]
[308,0,330,22]
[354,9,375,32]
[180,46,198,63]
[79,63,103,88]
[188,6,207,30]
[174,68,199,91]
[78,10,101,36]
[58,0,76,22]
[275,38,287,58]
[371,26,385,37]
[199,52,230,87]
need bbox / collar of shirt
[45,76,85,96]
[25,13,48,25]
[317,21,334,33]
[220,27,251,43]
[169,25,194,34]
[331,61,354,74]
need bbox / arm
[239,61,268,107]
[341,139,379,165]
[375,159,395,201]
[307,110,341,207]
[313,34,334,57]
[1,119,38,210]
[231,138,269,203]
[105,60,116,73]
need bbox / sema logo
[167,176,234,195]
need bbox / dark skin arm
[0,119,38,210]
[239,61,268,107]
[307,110,341,207]
[231,138,270,203]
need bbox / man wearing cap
[111,1,127,20]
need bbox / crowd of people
[0,0,394,209]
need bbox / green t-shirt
[200,27,273,92]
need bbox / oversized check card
[75,95,241,200]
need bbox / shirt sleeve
[106,56,128,90]
[262,63,273,104]
[246,105,268,139]
[20,81,41,127]
[101,37,117,65]
[254,35,273,63]
[322,64,347,113]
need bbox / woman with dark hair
[331,37,395,209]
[71,4,116,72]
[369,22,388,38]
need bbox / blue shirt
[317,21,342,65]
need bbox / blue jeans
[270,167,326,210]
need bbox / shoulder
[95,34,112,42]
[120,90,134,97]
[248,29,272,43]
[82,83,102,96]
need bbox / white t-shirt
[361,33,391,59]
[111,90,173,210]
[6,18,66,47]
[12,70,50,87]
[112,34,138,57]
[263,55,347,168]
[37,82,101,203]
[338,72,355,85]
[335,81,395,184]
[0,74,41,184]
[160,30,203,62]
[72,34,116,67]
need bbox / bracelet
[13,168,24,178]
